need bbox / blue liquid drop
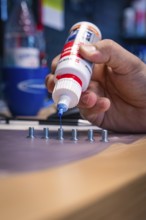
[59,114,62,129]
[57,103,68,129]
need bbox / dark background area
[40,0,128,67]
[0,0,141,67]
[0,0,145,101]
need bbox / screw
[87,129,95,142]
[71,129,78,141]
[27,127,35,138]
[58,128,64,140]
[42,127,49,139]
[100,129,109,142]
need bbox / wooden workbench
[0,124,146,220]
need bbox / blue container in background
[3,67,49,116]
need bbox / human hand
[46,39,146,133]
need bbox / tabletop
[0,123,146,220]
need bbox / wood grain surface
[0,126,146,220]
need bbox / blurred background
[0,0,146,117]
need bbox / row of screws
[27,127,109,143]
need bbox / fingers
[45,54,60,93]
[78,90,110,110]
[79,39,144,79]
[78,90,110,125]
[51,54,60,73]
[79,39,146,100]
[78,90,98,108]
[45,74,55,93]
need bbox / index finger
[51,54,60,73]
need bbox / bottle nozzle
[57,103,68,117]
[58,107,64,117]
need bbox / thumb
[79,39,143,75]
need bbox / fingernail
[81,92,89,104]
[81,45,97,53]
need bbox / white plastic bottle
[52,21,102,116]
[4,0,40,68]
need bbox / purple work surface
[0,129,145,173]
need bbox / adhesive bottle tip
[57,95,73,129]
[53,78,82,116]
[57,103,68,116]
[58,106,64,117]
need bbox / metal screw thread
[88,129,94,142]
[58,128,64,140]
[42,127,49,139]
[101,129,109,142]
[71,129,78,141]
[27,127,35,138]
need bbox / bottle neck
[57,94,71,115]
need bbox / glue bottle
[52,21,102,116]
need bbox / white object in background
[133,0,146,37]
[4,0,40,67]
[123,7,135,37]
[12,48,40,68]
